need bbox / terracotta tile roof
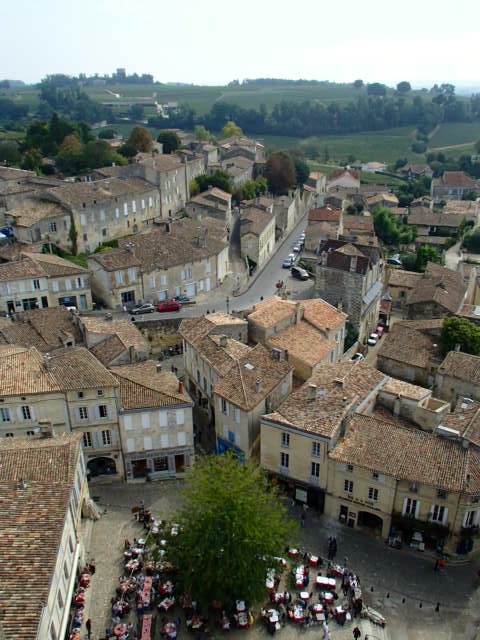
[308,171,326,180]
[0,307,82,352]
[443,200,479,215]
[342,215,374,231]
[407,263,466,314]
[0,345,61,396]
[179,313,247,346]
[245,296,346,332]
[378,323,443,369]
[48,177,155,209]
[366,193,399,206]
[268,321,336,367]
[408,208,476,226]
[439,171,479,188]
[305,220,338,239]
[117,218,227,272]
[458,304,480,321]
[48,346,119,390]
[443,399,480,449]
[0,166,35,182]
[330,413,480,494]
[416,236,449,246]
[80,316,150,357]
[381,377,431,401]
[197,334,251,377]
[263,362,386,438]
[396,318,444,333]
[214,344,292,411]
[134,152,185,172]
[388,269,423,289]
[0,253,86,281]
[189,194,229,213]
[89,249,141,271]
[6,197,68,227]
[194,187,231,203]
[0,433,83,640]
[110,360,191,409]
[89,334,126,366]
[438,351,480,385]
[240,207,275,237]
[308,206,341,223]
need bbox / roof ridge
[115,371,185,403]
[237,359,248,406]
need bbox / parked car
[350,353,365,363]
[131,302,156,315]
[282,258,294,269]
[291,266,309,281]
[387,253,402,267]
[293,244,302,254]
[367,332,379,346]
[172,295,196,305]
[157,301,181,313]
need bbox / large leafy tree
[157,130,181,154]
[127,126,154,153]
[221,120,243,138]
[192,170,232,195]
[440,317,480,356]
[171,455,297,610]
[264,151,296,195]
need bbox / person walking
[353,625,361,639]
[301,512,306,528]
[86,618,92,640]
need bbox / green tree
[194,125,211,141]
[221,120,243,139]
[157,130,181,154]
[170,455,297,610]
[353,79,363,89]
[293,156,309,185]
[440,317,480,356]
[396,81,412,94]
[69,221,78,256]
[127,126,153,153]
[373,207,400,245]
[193,170,232,194]
[264,151,296,195]
[21,148,43,172]
[129,104,144,121]
[463,228,480,253]
[0,143,22,166]
[55,134,84,174]
[98,128,117,139]
[415,245,442,272]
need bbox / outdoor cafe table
[236,611,249,628]
[293,605,305,623]
[308,555,319,568]
[114,623,128,637]
[138,577,152,611]
[141,615,152,640]
[299,591,310,602]
[158,597,175,612]
[236,600,246,612]
[316,576,336,591]
[323,591,335,605]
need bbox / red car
[157,300,181,313]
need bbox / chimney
[307,384,317,401]
[295,302,302,325]
[342,396,349,407]
[178,381,184,394]
[333,378,344,388]
[18,479,28,490]
[256,379,263,393]
[350,256,358,272]
[156,363,162,373]
[129,345,135,363]
[104,312,113,321]
[271,348,281,361]
[39,419,54,438]
[219,335,227,348]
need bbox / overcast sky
[2,0,479,88]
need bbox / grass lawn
[428,122,480,148]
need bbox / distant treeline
[150,93,480,138]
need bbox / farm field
[428,122,480,148]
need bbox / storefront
[124,448,192,481]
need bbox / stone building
[241,296,347,381]
[315,239,385,342]
[0,433,91,640]
[5,198,73,250]
[88,217,229,308]
[387,269,423,309]
[0,306,83,351]
[326,413,480,557]
[185,187,232,228]
[240,206,276,271]
[406,262,469,320]
[260,362,386,509]
[0,252,92,314]
[377,320,444,387]
[435,351,480,404]
[111,360,194,481]
[44,177,160,254]
[79,315,151,366]
[213,343,293,461]
[431,171,480,203]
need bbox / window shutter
[177,432,186,446]
[143,436,152,451]
[30,406,36,420]
[176,409,185,425]
[124,415,133,431]
[159,411,167,427]
[92,431,102,448]
[161,434,169,448]
[126,438,136,453]
[402,497,408,515]
[16,408,23,422]
[414,500,420,519]
[443,507,448,524]
[142,414,151,429]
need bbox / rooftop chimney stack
[178,381,184,394]
[256,379,263,393]
[219,335,227,348]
